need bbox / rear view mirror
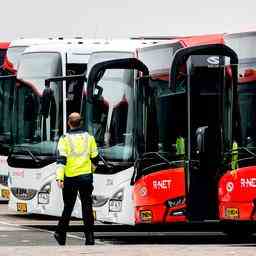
[196,126,208,154]
[93,85,103,100]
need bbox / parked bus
[6,39,163,217]
[0,41,11,201]
[217,31,256,233]
[133,44,238,225]
[0,38,72,201]
[73,40,182,223]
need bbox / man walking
[54,112,99,245]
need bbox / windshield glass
[12,80,63,156]
[12,52,63,157]
[0,77,15,155]
[17,52,62,91]
[150,78,186,160]
[86,69,134,162]
[7,46,27,70]
[238,66,256,147]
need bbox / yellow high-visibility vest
[231,141,238,170]
[56,132,98,181]
[176,136,185,155]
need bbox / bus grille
[11,187,37,200]
[0,175,8,186]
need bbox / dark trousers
[56,173,94,236]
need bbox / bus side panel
[219,166,256,220]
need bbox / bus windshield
[150,78,186,160]
[238,68,256,147]
[17,52,62,90]
[11,52,63,161]
[86,69,134,162]
[0,77,15,155]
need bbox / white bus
[0,38,64,201]
[6,39,163,217]
[0,38,85,201]
[65,40,183,224]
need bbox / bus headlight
[38,183,51,204]
[92,195,109,207]
[166,196,185,208]
[109,188,124,212]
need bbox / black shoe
[54,232,66,245]
[85,232,95,245]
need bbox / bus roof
[87,39,180,75]
[225,31,256,60]
[8,37,90,48]
[179,33,224,47]
[22,39,171,64]
[9,38,61,47]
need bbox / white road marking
[0,220,98,243]
[0,226,27,231]
[21,240,30,243]
[0,220,28,231]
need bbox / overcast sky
[1,0,256,41]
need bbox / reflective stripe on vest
[66,132,89,157]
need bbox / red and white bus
[217,31,256,234]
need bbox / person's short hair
[68,112,81,128]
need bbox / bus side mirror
[196,126,208,154]
[41,87,53,118]
[130,159,141,185]
[93,84,103,100]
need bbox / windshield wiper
[239,146,256,158]
[98,154,114,169]
[10,145,41,165]
[141,151,183,166]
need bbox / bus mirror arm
[41,87,53,118]
[130,159,140,185]
[196,126,208,154]
[93,84,103,100]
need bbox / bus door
[170,44,238,221]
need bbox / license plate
[225,208,239,218]
[140,210,152,222]
[109,200,122,212]
[38,192,49,204]
[1,189,10,199]
[17,203,27,213]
